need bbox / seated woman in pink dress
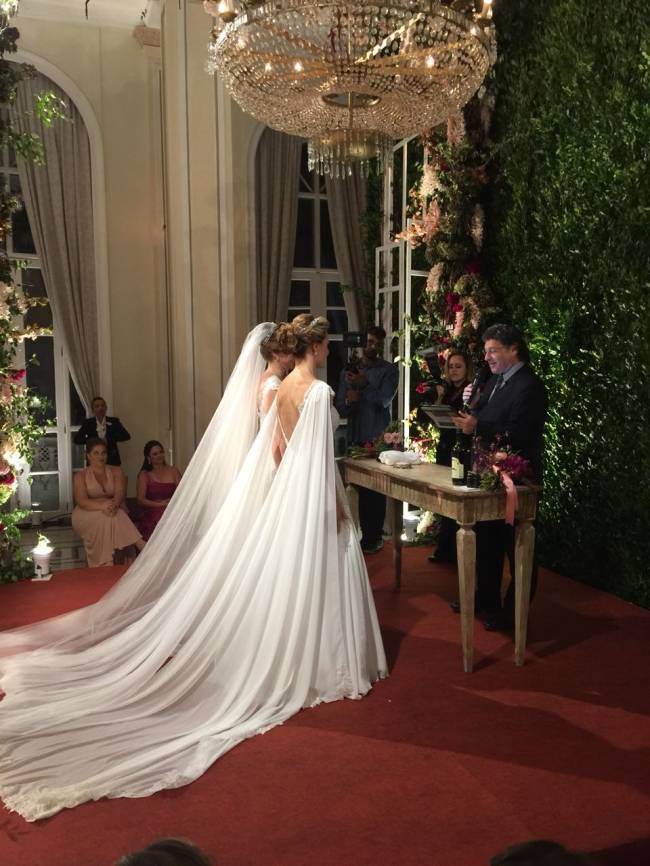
[72,438,145,567]
[136,440,182,541]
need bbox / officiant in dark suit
[74,396,131,467]
[453,323,548,631]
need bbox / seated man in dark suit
[74,396,131,466]
[454,323,548,631]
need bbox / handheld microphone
[466,363,491,409]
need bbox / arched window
[288,144,348,390]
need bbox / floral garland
[399,88,499,413]
[472,440,531,493]
[348,420,403,459]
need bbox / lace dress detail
[258,374,281,423]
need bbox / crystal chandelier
[204,0,495,176]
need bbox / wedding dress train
[0,379,387,821]
[0,323,275,659]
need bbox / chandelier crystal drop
[205,0,496,176]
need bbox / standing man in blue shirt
[335,325,400,553]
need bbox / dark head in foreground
[491,839,594,866]
[115,838,212,866]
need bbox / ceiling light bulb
[425,55,435,68]
[294,61,304,72]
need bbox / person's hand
[346,371,367,387]
[346,389,360,404]
[102,502,116,516]
[453,412,477,435]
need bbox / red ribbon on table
[499,470,518,526]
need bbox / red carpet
[1,549,649,866]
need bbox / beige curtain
[255,128,302,321]
[325,167,368,331]
[13,71,99,410]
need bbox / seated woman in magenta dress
[136,440,182,540]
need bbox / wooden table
[341,457,540,672]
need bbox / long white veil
[0,381,386,821]
[0,322,276,658]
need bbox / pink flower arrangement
[10,369,25,381]
[415,382,429,394]
[472,442,531,491]
[496,453,531,479]
[426,262,444,295]
[419,157,440,199]
[422,199,441,241]
[383,431,402,446]
[395,221,427,248]
[446,112,466,147]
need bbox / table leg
[392,499,402,590]
[514,519,535,666]
[456,522,476,673]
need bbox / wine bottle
[466,433,481,488]
[451,430,465,486]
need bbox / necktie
[488,374,504,403]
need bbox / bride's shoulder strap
[304,379,330,402]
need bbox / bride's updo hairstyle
[276,313,329,358]
[259,323,289,362]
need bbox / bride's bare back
[275,370,316,446]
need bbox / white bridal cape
[0,323,276,658]
[0,327,387,821]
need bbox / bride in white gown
[257,324,295,422]
[0,316,387,822]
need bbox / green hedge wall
[487,0,650,606]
